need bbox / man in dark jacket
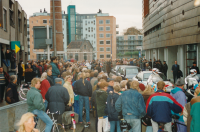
[106,59,112,77]
[1,47,9,67]
[171,61,180,84]
[5,75,19,132]
[74,73,92,124]
[0,67,10,102]
[105,84,121,132]
[107,78,114,93]
[190,62,199,74]
[149,59,153,69]
[162,61,168,77]
[5,49,11,68]
[45,78,69,115]
[46,69,54,86]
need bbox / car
[111,65,141,80]
[133,71,174,93]
[110,65,126,77]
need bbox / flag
[11,41,20,53]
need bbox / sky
[16,0,143,35]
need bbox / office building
[0,0,28,66]
[142,0,200,79]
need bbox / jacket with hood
[50,62,60,76]
[96,89,108,117]
[170,87,187,123]
[107,85,114,93]
[105,92,120,121]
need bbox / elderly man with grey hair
[45,78,69,115]
[5,75,19,132]
[115,80,146,132]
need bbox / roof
[67,40,91,49]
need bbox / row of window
[31,19,49,24]
[99,33,111,38]
[85,20,95,25]
[99,47,111,52]
[100,54,111,59]
[85,34,95,38]
[99,40,110,45]
[99,20,110,24]
[99,26,110,31]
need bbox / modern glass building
[67,5,76,43]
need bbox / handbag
[141,114,152,126]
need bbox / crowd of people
[0,55,200,132]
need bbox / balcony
[116,25,119,28]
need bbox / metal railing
[0,101,45,132]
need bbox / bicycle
[19,83,31,100]
[35,110,65,132]
[171,115,186,132]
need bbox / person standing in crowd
[17,62,23,85]
[172,61,180,84]
[45,78,70,123]
[190,62,199,74]
[25,64,35,83]
[50,57,60,83]
[149,59,152,69]
[105,84,121,132]
[5,75,19,132]
[5,49,11,69]
[170,78,187,132]
[74,72,92,124]
[72,74,81,114]
[17,113,39,132]
[145,63,151,71]
[10,50,16,70]
[107,78,115,93]
[39,72,50,110]
[96,80,108,132]
[90,72,98,90]
[63,75,74,111]
[162,61,168,77]
[46,69,54,86]
[190,88,200,132]
[146,81,183,132]
[1,47,9,67]
[106,59,112,77]
[115,80,146,132]
[27,78,53,132]
[0,67,10,103]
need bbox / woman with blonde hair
[17,112,39,132]
[63,75,74,110]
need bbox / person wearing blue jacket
[170,78,187,132]
[146,81,183,132]
[115,80,146,132]
[50,56,60,83]
[105,84,121,132]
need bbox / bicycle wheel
[52,123,65,132]
[19,89,29,100]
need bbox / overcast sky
[16,0,142,35]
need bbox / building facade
[67,40,93,61]
[67,5,76,43]
[142,0,200,80]
[0,0,28,67]
[116,35,143,59]
[96,15,117,60]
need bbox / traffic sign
[11,41,20,53]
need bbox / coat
[96,89,108,117]
[74,78,92,97]
[50,62,60,76]
[3,71,10,86]
[63,81,74,105]
[106,61,112,73]
[172,64,180,75]
[162,64,168,73]
[45,84,69,114]
[27,87,45,112]
[39,79,50,99]
[25,68,35,83]
[105,93,120,121]
[5,83,19,104]
[190,95,200,132]
[47,75,54,86]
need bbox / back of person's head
[101,75,107,82]
[17,112,36,132]
[99,80,108,89]
[143,85,154,94]
[131,80,139,90]
[10,75,17,83]
[81,72,86,85]
[51,56,57,62]
[94,72,98,77]
[113,84,121,93]
[55,78,62,84]
[115,76,122,83]
[120,80,128,89]
[31,78,40,87]
[90,72,94,77]
[157,81,165,90]
[195,88,200,96]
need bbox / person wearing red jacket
[39,72,50,110]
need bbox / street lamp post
[111,34,112,60]
[53,0,57,56]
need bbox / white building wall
[83,18,97,59]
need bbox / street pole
[53,0,57,56]
[110,34,112,61]
[47,25,50,60]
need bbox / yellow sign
[15,44,20,53]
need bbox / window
[88,21,90,24]
[100,48,104,51]
[99,20,103,24]
[99,27,103,31]
[106,41,111,44]
[106,26,110,31]
[84,45,86,49]
[106,54,111,58]
[43,20,47,24]
[100,41,104,44]
[85,21,87,25]
[99,34,104,38]
[106,20,110,24]
[75,53,78,61]
[84,53,87,60]
[3,8,7,31]
[100,55,104,58]
[106,34,111,38]
[106,47,111,51]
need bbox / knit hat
[139,83,145,91]
[175,78,185,86]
